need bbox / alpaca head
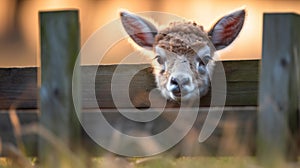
[120,9,245,101]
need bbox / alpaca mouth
[169,88,199,101]
[172,91,182,97]
[171,91,190,100]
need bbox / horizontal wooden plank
[0,107,257,156]
[0,68,38,109]
[0,60,259,109]
[89,60,259,108]
[221,59,259,82]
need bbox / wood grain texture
[0,60,259,110]
[258,13,300,165]
[0,68,37,109]
[38,10,81,167]
[93,60,259,108]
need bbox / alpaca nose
[170,77,181,94]
[170,76,190,96]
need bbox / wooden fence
[0,10,299,166]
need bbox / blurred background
[0,0,300,67]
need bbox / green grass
[90,156,300,168]
[89,156,257,168]
[1,155,300,168]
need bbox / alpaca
[120,9,245,101]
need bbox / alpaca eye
[197,58,205,66]
[154,55,166,74]
[155,55,164,65]
[196,57,205,68]
[197,56,211,74]
[197,55,211,66]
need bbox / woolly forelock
[154,21,212,55]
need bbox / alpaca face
[153,46,214,100]
[120,9,245,101]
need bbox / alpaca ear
[120,11,158,50]
[208,9,245,50]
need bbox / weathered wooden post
[258,13,300,166]
[39,10,81,167]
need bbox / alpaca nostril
[170,77,179,86]
[170,77,181,95]
[171,85,181,97]
[181,77,190,86]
